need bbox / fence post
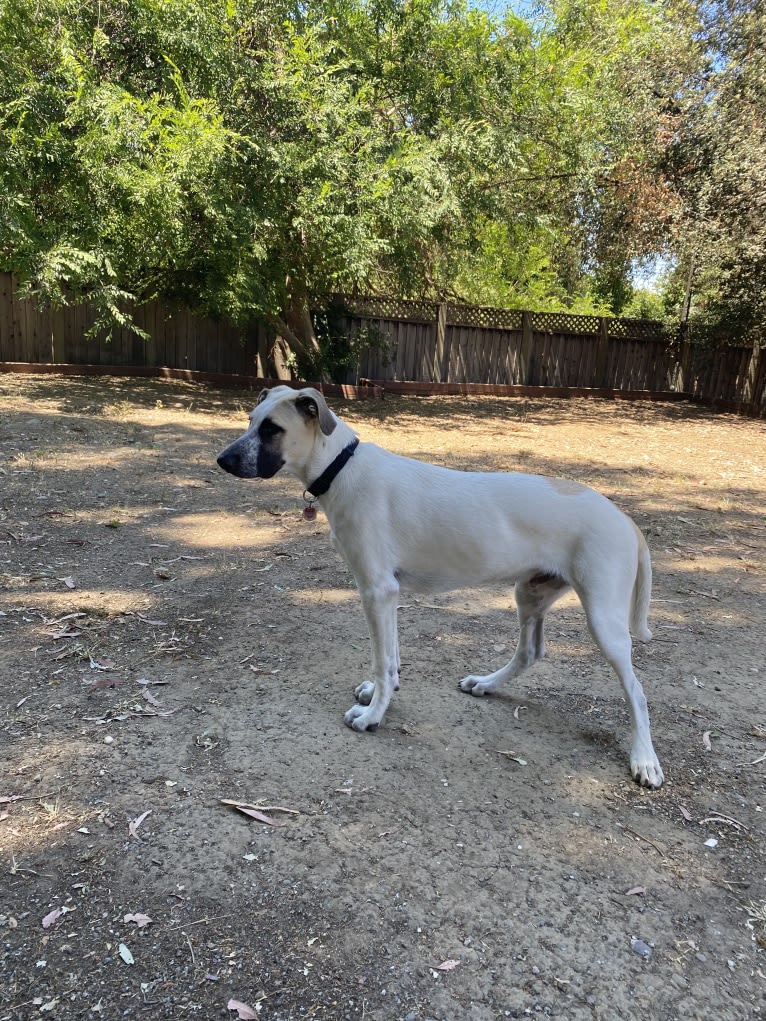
[742,337,762,411]
[594,318,610,388]
[677,323,692,394]
[432,302,449,382]
[519,310,532,384]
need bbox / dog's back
[325,444,638,595]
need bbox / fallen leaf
[436,959,461,971]
[128,810,152,839]
[702,731,712,751]
[232,807,284,827]
[625,886,646,896]
[118,943,134,965]
[88,678,127,690]
[221,799,299,825]
[124,913,152,928]
[249,666,280,676]
[227,999,260,1019]
[495,750,527,765]
[679,805,693,822]
[59,576,76,589]
[699,813,746,830]
[42,908,63,929]
[89,656,116,671]
[46,612,86,625]
[142,688,162,707]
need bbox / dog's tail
[631,523,653,642]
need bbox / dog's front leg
[344,578,399,732]
[354,603,400,706]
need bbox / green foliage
[1,0,758,362]
[621,287,666,323]
[664,0,766,339]
[0,0,249,333]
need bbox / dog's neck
[307,438,359,497]
[297,419,359,495]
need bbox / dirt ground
[1,373,764,1021]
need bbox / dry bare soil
[1,373,765,1021]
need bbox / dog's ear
[257,389,270,405]
[294,389,337,436]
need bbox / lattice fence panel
[607,317,667,342]
[446,303,523,330]
[331,294,439,324]
[531,311,601,335]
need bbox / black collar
[307,438,360,498]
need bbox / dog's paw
[631,751,664,790]
[458,674,495,697]
[354,681,375,706]
[344,704,379,732]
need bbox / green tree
[0,0,715,375]
[664,0,766,337]
[0,0,254,335]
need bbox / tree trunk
[269,286,329,382]
[681,256,696,324]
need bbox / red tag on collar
[302,505,317,521]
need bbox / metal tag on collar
[302,491,317,521]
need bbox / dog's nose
[217,451,236,473]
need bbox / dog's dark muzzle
[217,447,243,476]
[217,438,284,480]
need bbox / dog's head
[217,386,337,480]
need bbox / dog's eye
[258,419,283,439]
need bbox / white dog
[217,386,664,788]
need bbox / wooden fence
[339,295,764,413]
[0,273,271,377]
[1,273,763,414]
[343,296,676,390]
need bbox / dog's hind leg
[345,576,400,732]
[579,587,664,789]
[459,573,569,697]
